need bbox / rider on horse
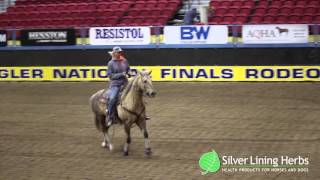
[106,46,130,127]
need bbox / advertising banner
[1,66,319,82]
[89,27,151,45]
[0,30,7,46]
[21,29,76,46]
[164,25,228,44]
[242,24,309,44]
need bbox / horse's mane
[121,75,139,100]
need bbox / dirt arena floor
[0,82,319,180]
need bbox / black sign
[0,30,7,46]
[21,29,76,46]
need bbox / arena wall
[0,48,319,66]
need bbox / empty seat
[134,2,145,9]
[238,8,250,16]
[232,0,243,7]
[119,2,131,9]
[267,7,279,15]
[292,7,304,15]
[305,7,317,15]
[256,0,268,8]
[243,0,254,8]
[282,1,294,7]
[226,8,238,15]
[220,1,232,7]
[313,15,320,23]
[254,7,267,16]
[279,7,291,15]
[274,15,287,24]
[300,15,313,24]
[308,0,319,7]
[220,16,234,24]
[209,16,222,24]
[210,1,220,8]
[262,15,274,24]
[296,1,307,8]
[157,2,167,9]
[215,8,228,16]
[234,16,247,24]
[269,0,282,8]
[288,15,300,24]
[145,2,157,9]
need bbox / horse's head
[136,70,156,98]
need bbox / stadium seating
[0,0,182,29]
[1,0,319,29]
[209,0,320,25]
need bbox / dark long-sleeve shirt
[107,58,130,87]
[183,8,197,25]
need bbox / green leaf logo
[199,150,221,175]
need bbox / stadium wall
[0,48,319,66]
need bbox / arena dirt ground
[0,82,319,180]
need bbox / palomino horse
[89,70,156,156]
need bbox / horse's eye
[144,80,147,83]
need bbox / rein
[120,104,145,119]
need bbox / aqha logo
[275,27,289,36]
[247,29,276,39]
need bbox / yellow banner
[0,66,320,81]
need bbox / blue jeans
[107,85,121,120]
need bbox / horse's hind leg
[102,128,114,151]
[136,120,152,156]
[123,123,131,156]
[96,114,113,151]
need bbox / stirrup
[107,120,113,127]
[105,115,113,127]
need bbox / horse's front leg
[123,123,131,156]
[137,119,152,156]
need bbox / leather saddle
[98,85,126,105]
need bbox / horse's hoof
[109,144,114,151]
[123,151,129,156]
[145,148,152,156]
[101,141,108,148]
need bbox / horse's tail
[89,90,108,133]
[94,114,108,133]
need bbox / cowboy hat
[108,46,123,55]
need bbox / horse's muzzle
[147,91,156,98]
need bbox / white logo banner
[164,25,228,44]
[89,27,151,45]
[242,24,309,44]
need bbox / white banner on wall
[242,24,309,44]
[164,25,228,44]
[89,27,151,45]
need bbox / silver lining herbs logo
[199,150,309,175]
[199,150,221,175]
